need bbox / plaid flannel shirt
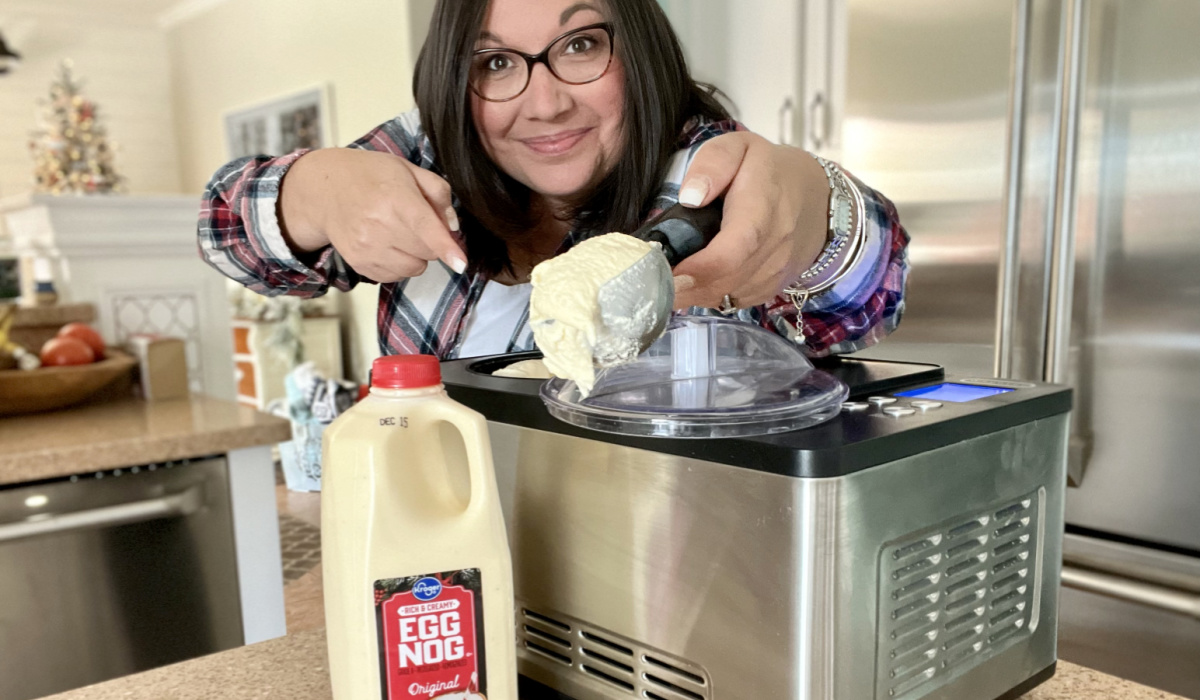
[198,109,909,359]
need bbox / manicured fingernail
[678,177,710,207]
[448,254,467,275]
[445,207,461,232]
[673,275,696,294]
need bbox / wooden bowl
[0,349,138,417]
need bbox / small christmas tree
[28,60,125,195]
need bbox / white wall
[165,0,422,382]
[0,1,183,236]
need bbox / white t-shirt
[456,281,535,358]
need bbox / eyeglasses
[470,23,614,103]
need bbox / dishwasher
[0,456,244,700]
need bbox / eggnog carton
[322,355,517,700]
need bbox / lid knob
[371,355,441,389]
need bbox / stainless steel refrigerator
[835,0,1200,695]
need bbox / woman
[199,0,909,362]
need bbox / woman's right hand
[278,148,467,281]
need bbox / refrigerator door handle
[1044,0,1087,387]
[994,0,1034,379]
[1045,0,1091,486]
[1062,564,1200,620]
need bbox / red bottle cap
[371,354,441,389]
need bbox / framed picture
[223,85,336,160]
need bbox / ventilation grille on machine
[517,605,712,700]
[875,490,1043,700]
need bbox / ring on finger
[718,294,738,314]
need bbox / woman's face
[470,0,626,207]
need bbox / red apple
[40,336,96,366]
[57,322,106,359]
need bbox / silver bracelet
[796,155,855,283]
[779,155,867,344]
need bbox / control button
[883,407,916,418]
[910,400,943,412]
[868,396,898,406]
[841,401,870,412]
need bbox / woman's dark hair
[413,0,731,276]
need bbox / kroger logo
[412,578,443,601]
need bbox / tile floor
[278,514,321,582]
[274,467,326,632]
[274,473,321,568]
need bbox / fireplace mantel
[1,192,235,400]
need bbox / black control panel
[440,354,1072,479]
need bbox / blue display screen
[894,383,1014,403]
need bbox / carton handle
[423,401,492,516]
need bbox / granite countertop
[0,394,291,485]
[38,626,1185,700]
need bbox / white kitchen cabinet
[232,316,343,410]
[659,0,843,155]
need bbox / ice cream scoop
[594,199,723,353]
[627,199,725,267]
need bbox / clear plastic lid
[540,315,848,438]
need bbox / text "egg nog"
[321,355,518,700]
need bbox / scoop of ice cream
[491,358,552,379]
[529,233,660,397]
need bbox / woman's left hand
[670,131,831,310]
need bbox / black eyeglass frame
[469,22,616,103]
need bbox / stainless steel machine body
[442,356,1071,700]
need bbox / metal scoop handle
[631,200,724,267]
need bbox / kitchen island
[0,393,288,482]
[0,394,292,700]
[37,625,1187,700]
[0,393,291,643]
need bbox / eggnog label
[375,570,486,699]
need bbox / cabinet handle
[807,93,826,150]
[778,97,796,146]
